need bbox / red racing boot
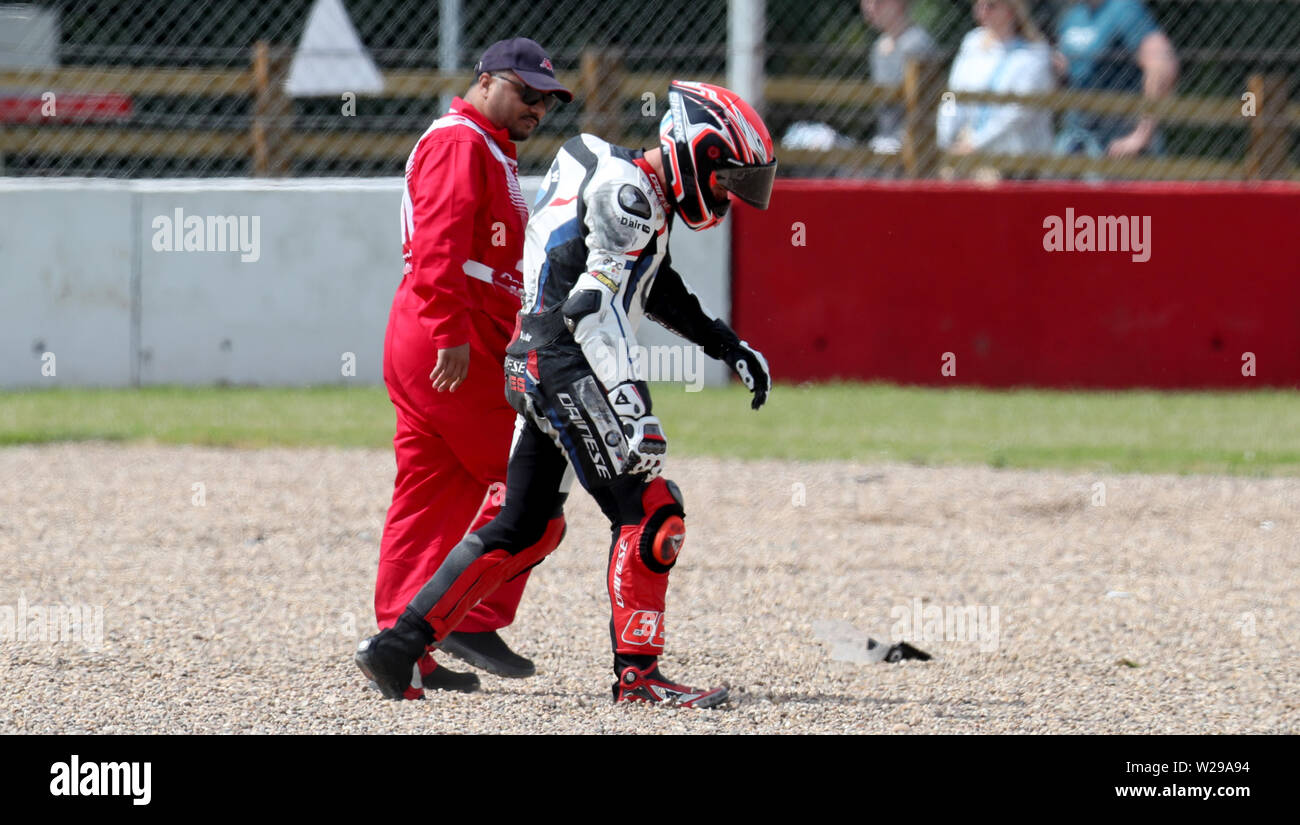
[613,663,729,709]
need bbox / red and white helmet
[658,80,777,231]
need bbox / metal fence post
[728,0,765,113]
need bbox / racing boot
[613,658,729,709]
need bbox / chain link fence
[0,0,1296,180]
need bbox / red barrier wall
[730,180,1300,388]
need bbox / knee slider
[644,512,684,573]
[634,478,686,574]
[638,477,685,574]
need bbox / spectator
[861,0,936,154]
[1054,0,1179,157]
[938,0,1055,159]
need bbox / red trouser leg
[375,413,489,629]
[452,482,532,632]
[375,307,526,632]
[376,433,529,633]
[412,515,567,641]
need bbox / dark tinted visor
[714,159,777,209]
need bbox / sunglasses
[491,73,560,110]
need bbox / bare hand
[1051,50,1069,79]
[1107,130,1150,157]
[950,135,975,156]
[430,343,470,392]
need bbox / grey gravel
[1,443,1296,734]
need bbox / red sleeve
[405,134,487,349]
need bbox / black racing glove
[722,340,771,410]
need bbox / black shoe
[883,641,932,663]
[364,654,482,697]
[439,630,536,678]
[355,620,429,700]
[356,634,415,700]
[420,661,481,693]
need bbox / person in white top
[862,0,936,153]
[938,0,1054,158]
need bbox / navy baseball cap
[475,37,573,102]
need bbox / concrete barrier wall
[0,178,730,388]
[0,182,136,387]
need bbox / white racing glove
[605,381,667,477]
[622,415,667,477]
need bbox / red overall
[376,98,531,634]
